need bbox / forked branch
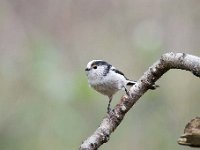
[80,52,200,150]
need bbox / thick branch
[80,52,200,150]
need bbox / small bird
[85,60,158,113]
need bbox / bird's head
[85,60,112,80]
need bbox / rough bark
[79,52,200,150]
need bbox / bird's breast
[90,79,120,97]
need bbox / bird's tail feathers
[126,80,137,86]
[126,80,159,90]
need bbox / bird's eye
[92,65,97,69]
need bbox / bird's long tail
[126,80,159,90]
[126,80,137,86]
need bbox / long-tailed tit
[85,60,158,113]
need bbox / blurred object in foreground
[178,117,200,147]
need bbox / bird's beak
[85,68,90,71]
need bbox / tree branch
[79,52,200,150]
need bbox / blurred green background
[0,0,200,150]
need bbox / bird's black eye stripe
[91,61,110,67]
